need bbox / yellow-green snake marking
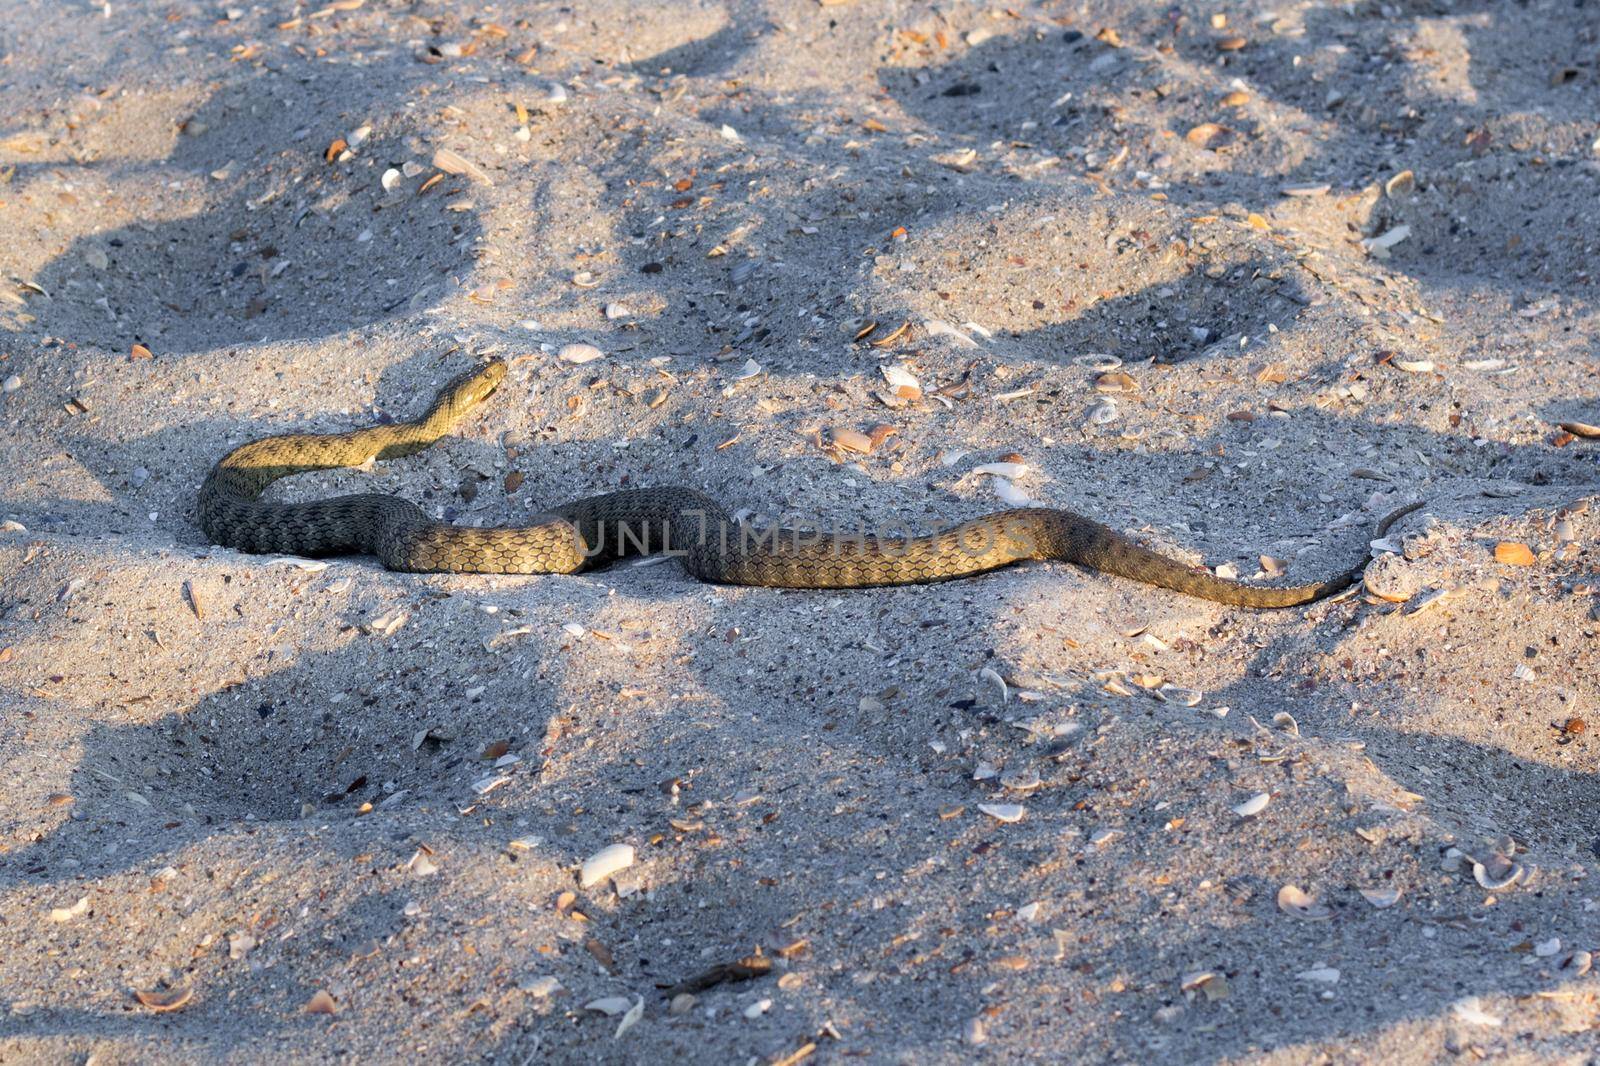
[198,359,1420,606]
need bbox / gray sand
[2,0,1599,1061]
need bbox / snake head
[444,359,508,414]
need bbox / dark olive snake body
[198,359,1419,607]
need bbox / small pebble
[2,375,20,393]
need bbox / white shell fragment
[558,343,605,365]
[615,997,645,1039]
[977,803,1025,823]
[1558,950,1592,977]
[1159,684,1202,707]
[1073,353,1121,371]
[1296,966,1340,984]
[472,775,511,796]
[1451,997,1503,1027]
[1472,854,1525,891]
[1276,884,1331,921]
[1358,886,1402,908]
[523,976,563,997]
[585,996,633,1016]
[880,364,922,401]
[1231,792,1270,818]
[1088,400,1118,426]
[999,767,1041,792]
[432,146,493,186]
[971,462,1028,479]
[990,477,1036,507]
[49,896,89,923]
[922,319,980,348]
[579,843,636,887]
[1361,224,1411,257]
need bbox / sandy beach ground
[3,0,1600,1061]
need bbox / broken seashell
[49,897,89,923]
[1073,353,1121,371]
[134,985,195,1012]
[1361,225,1411,257]
[1472,854,1524,891]
[990,477,1036,507]
[971,461,1028,479]
[1158,684,1202,707]
[432,146,492,186]
[922,319,979,347]
[931,148,979,172]
[1180,971,1229,1001]
[999,767,1041,792]
[1358,887,1402,908]
[585,996,633,1016]
[1276,884,1331,920]
[558,343,604,364]
[1558,950,1592,977]
[1451,997,1502,1027]
[978,803,1025,823]
[580,843,636,888]
[880,364,922,401]
[1231,792,1270,818]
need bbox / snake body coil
[198,360,1416,607]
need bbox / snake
[198,359,1420,607]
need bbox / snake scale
[198,359,1419,607]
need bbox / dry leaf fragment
[1494,541,1536,566]
[135,985,195,1012]
[324,138,348,163]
